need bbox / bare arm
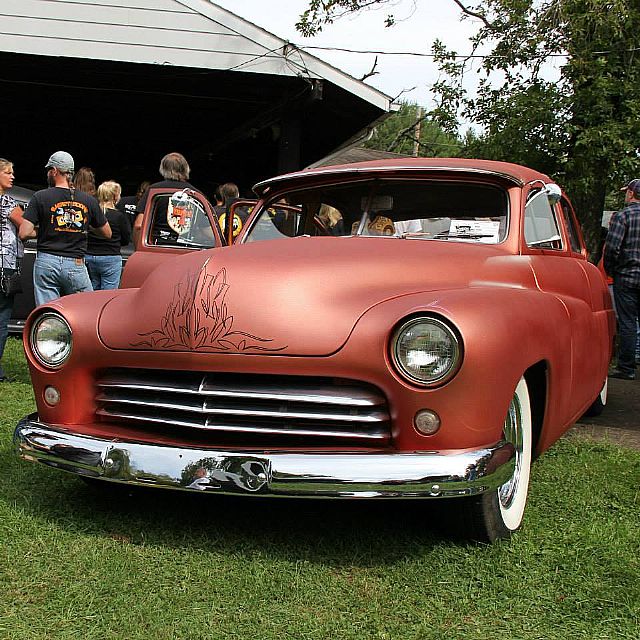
[9,205,25,229]
[19,218,36,241]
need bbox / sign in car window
[450,219,501,243]
[165,191,215,248]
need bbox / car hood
[99,237,533,355]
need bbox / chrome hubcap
[499,394,523,509]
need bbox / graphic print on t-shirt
[49,200,89,233]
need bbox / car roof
[253,158,553,197]
[7,185,35,205]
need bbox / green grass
[1,336,639,639]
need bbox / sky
[213,0,483,108]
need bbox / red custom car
[14,158,614,542]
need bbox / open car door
[121,188,222,288]
[221,199,261,245]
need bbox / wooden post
[413,107,423,157]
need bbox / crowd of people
[1,149,640,384]
[0,150,245,381]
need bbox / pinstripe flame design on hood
[131,257,287,353]
[98,236,527,355]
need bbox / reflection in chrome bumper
[14,414,515,498]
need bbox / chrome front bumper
[15,414,515,498]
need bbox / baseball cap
[620,179,640,199]
[45,151,75,173]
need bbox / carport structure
[0,0,393,195]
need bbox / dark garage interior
[0,51,387,199]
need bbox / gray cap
[45,151,74,173]
[621,179,640,199]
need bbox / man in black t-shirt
[19,151,111,305]
[117,180,151,229]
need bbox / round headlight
[391,316,461,385]
[30,313,73,368]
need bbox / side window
[148,192,216,248]
[147,195,174,245]
[524,190,563,250]
[243,205,303,243]
[559,199,582,253]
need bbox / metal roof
[1,0,392,112]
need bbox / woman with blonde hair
[0,157,25,381]
[85,180,131,290]
[318,204,345,236]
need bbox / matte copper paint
[22,159,614,459]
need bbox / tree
[298,0,640,255]
[297,0,397,36]
[433,0,640,255]
[363,101,463,157]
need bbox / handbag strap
[0,195,5,273]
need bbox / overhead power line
[298,44,640,59]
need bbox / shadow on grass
[2,442,472,565]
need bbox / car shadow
[6,460,473,565]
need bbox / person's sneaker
[609,369,636,380]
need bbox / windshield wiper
[397,231,495,240]
[398,231,432,239]
[433,232,495,239]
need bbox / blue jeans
[613,280,640,375]
[609,283,640,359]
[33,253,93,306]
[85,254,123,290]
[0,280,14,379]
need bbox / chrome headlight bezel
[30,312,73,369]
[390,316,462,386]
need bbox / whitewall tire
[582,378,607,418]
[461,376,533,542]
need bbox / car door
[522,185,606,420]
[221,199,260,245]
[120,188,222,288]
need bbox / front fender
[343,286,573,451]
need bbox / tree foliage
[434,0,640,254]
[363,101,462,157]
[297,0,397,36]
[298,0,640,255]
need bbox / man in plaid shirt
[604,179,640,379]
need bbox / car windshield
[244,179,509,244]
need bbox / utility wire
[297,44,640,59]
[226,45,285,71]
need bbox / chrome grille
[96,369,391,444]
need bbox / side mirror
[545,183,562,204]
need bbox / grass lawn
[1,336,639,640]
